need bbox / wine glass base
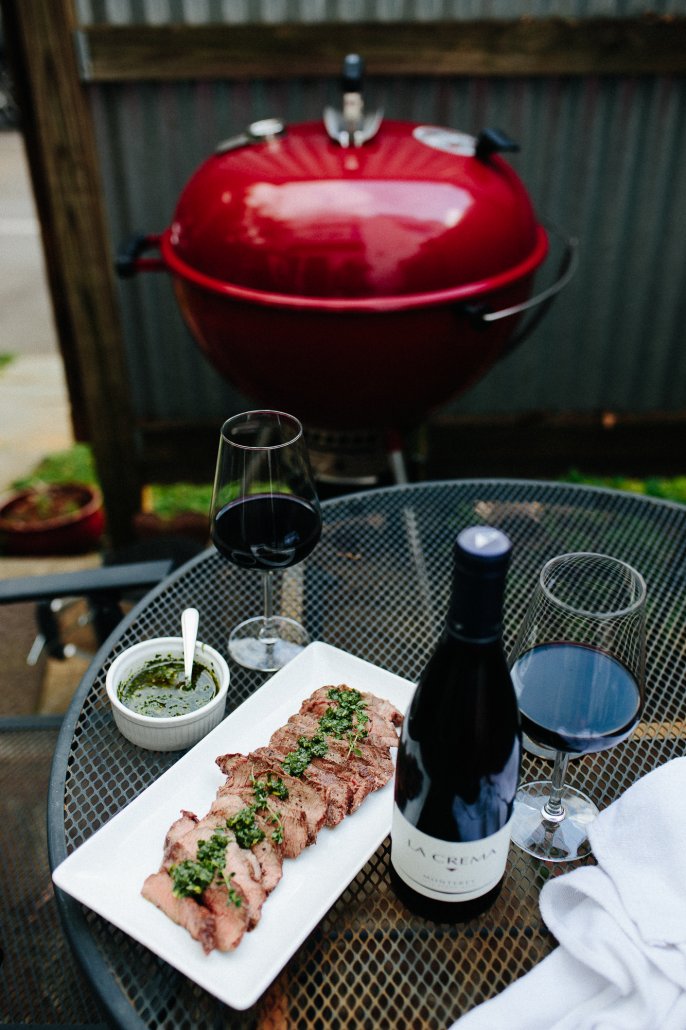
[228,616,310,672]
[511,781,599,862]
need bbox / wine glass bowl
[210,410,322,672]
[509,552,646,862]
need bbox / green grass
[560,469,686,506]
[13,444,686,519]
[0,353,15,374]
[145,482,214,519]
[12,444,211,521]
[12,443,99,490]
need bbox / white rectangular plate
[52,642,415,1011]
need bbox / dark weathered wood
[138,411,686,485]
[138,422,220,484]
[425,411,686,480]
[1,0,140,546]
[77,17,686,82]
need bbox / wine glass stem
[260,570,275,644]
[542,751,569,823]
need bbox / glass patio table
[48,479,686,1029]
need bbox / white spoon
[181,607,199,682]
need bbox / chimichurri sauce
[117,654,219,718]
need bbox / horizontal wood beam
[426,410,686,480]
[137,411,686,486]
[76,17,686,83]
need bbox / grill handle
[461,223,579,356]
[115,233,164,277]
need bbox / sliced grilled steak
[163,809,199,864]
[311,731,394,792]
[254,744,352,827]
[215,752,327,844]
[268,721,392,812]
[144,684,405,953]
[211,791,290,873]
[297,689,401,749]
[141,870,220,954]
[281,712,395,784]
[303,685,403,728]
[164,812,267,930]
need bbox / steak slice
[268,722,392,812]
[297,689,401,749]
[215,752,327,845]
[250,741,352,828]
[303,685,403,730]
[164,811,267,930]
[211,788,298,868]
[202,880,251,951]
[282,712,395,784]
[141,870,220,954]
[255,744,352,827]
[163,809,199,864]
[250,837,283,893]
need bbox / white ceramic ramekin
[105,636,230,751]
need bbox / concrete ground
[0,129,96,716]
[0,130,74,489]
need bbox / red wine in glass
[210,411,322,672]
[212,494,321,571]
[512,641,641,755]
[509,552,646,862]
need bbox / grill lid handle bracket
[475,128,520,160]
[216,118,286,155]
[324,52,383,148]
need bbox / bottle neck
[445,567,507,644]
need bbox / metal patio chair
[0,555,189,1026]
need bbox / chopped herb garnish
[169,858,214,898]
[249,772,288,844]
[224,870,243,908]
[196,828,228,868]
[320,687,369,755]
[282,733,329,777]
[280,689,370,776]
[169,824,242,908]
[226,806,266,850]
[251,773,289,808]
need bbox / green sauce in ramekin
[117,653,219,718]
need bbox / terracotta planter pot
[0,483,106,556]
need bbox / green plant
[0,353,15,375]
[12,443,98,490]
[146,482,214,520]
[14,444,686,523]
[11,444,213,520]
[560,469,686,506]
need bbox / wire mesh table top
[48,479,686,1029]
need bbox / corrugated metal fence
[76,1,686,427]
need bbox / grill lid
[165,69,546,309]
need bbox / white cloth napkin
[451,756,686,1030]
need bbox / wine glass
[509,552,646,862]
[210,410,322,672]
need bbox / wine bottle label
[391,805,512,903]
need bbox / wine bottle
[389,526,521,922]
